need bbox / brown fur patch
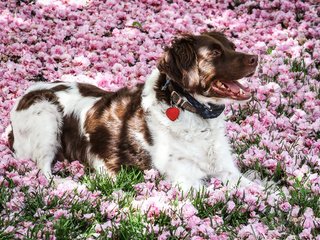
[54,150,65,163]
[78,83,109,97]
[84,84,152,173]
[117,92,152,171]
[8,129,14,151]
[139,109,153,146]
[16,90,62,111]
[50,84,70,92]
[88,124,111,159]
[61,114,89,162]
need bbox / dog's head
[157,32,258,104]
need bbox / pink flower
[95,221,112,233]
[181,202,198,219]
[73,56,91,67]
[186,215,201,229]
[279,202,291,212]
[238,222,267,239]
[262,159,278,171]
[226,201,236,213]
[291,205,300,217]
[100,201,118,219]
[83,213,95,219]
[68,161,85,179]
[303,207,315,229]
[4,226,14,233]
[144,169,159,182]
[207,189,226,205]
[158,231,170,240]
[147,204,160,218]
[53,209,70,220]
[299,228,313,239]
[191,237,204,240]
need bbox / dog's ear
[157,36,199,89]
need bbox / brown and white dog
[8,32,258,191]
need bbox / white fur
[10,100,63,178]
[198,47,213,59]
[25,82,99,133]
[54,85,99,130]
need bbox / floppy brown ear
[157,36,199,89]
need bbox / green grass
[1,165,319,239]
[83,166,144,196]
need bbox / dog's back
[9,82,152,178]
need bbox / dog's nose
[246,55,258,66]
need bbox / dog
[8,31,258,191]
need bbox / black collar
[161,78,225,119]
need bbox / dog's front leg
[170,174,204,193]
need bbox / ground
[0,0,319,239]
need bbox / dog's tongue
[224,80,250,94]
[212,79,251,100]
[224,81,242,94]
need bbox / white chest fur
[141,69,245,191]
[150,114,225,181]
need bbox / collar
[161,78,225,119]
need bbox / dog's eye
[212,50,221,57]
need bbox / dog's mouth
[211,78,251,101]
[210,69,256,101]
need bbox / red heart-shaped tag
[166,107,180,121]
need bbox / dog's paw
[175,180,205,195]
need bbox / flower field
[0,0,319,239]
